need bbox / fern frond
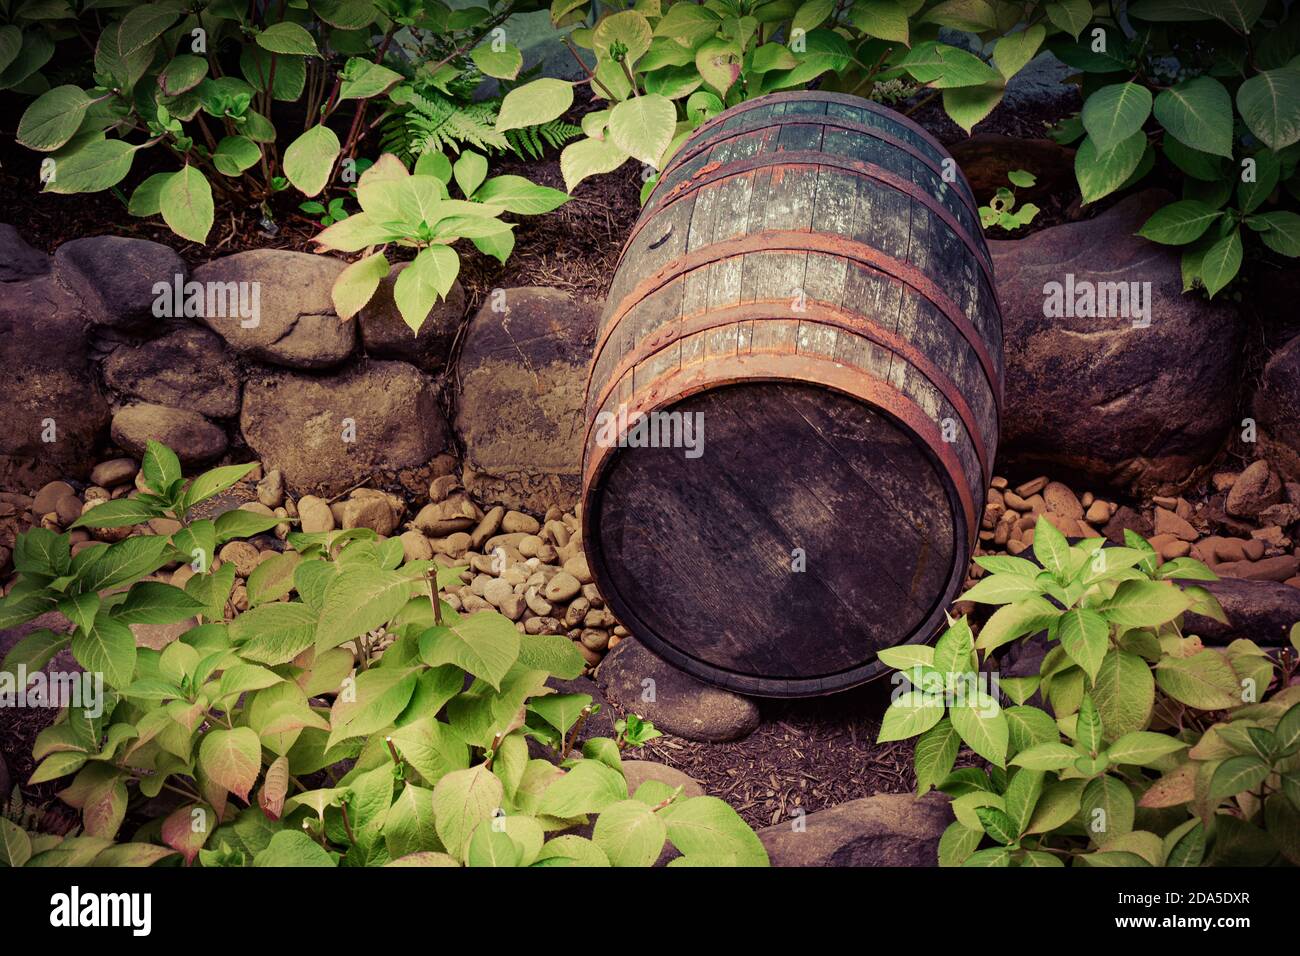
[504,120,582,159]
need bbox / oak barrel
[581,91,1002,697]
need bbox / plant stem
[563,34,616,100]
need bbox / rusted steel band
[655,116,979,222]
[580,351,980,543]
[669,91,978,200]
[598,228,1002,401]
[583,302,994,483]
[621,151,994,289]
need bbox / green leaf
[1107,731,1188,766]
[1032,514,1071,580]
[315,567,415,651]
[116,3,180,56]
[900,41,1000,89]
[1045,0,1092,36]
[1011,741,1079,771]
[198,727,261,802]
[253,830,335,866]
[1081,775,1135,842]
[1153,76,1234,159]
[180,462,257,514]
[877,690,945,742]
[497,78,574,133]
[18,84,92,152]
[327,666,420,748]
[1275,701,1300,756]
[559,136,629,192]
[695,37,743,96]
[1250,211,1300,256]
[1076,694,1104,753]
[661,795,768,866]
[328,251,385,322]
[943,83,1003,134]
[472,175,568,215]
[938,820,983,867]
[43,138,135,195]
[230,602,317,665]
[1058,609,1109,683]
[609,94,677,168]
[960,573,1044,605]
[0,818,32,868]
[1138,199,1222,245]
[950,694,1009,767]
[876,645,935,669]
[393,245,459,332]
[256,22,320,57]
[1075,131,1147,204]
[1156,649,1242,710]
[284,124,340,198]
[338,57,402,100]
[433,765,504,861]
[112,581,203,626]
[593,799,667,867]
[1098,579,1190,628]
[141,440,181,495]
[1083,83,1153,153]
[128,173,171,217]
[418,613,520,690]
[1236,66,1300,150]
[212,135,261,177]
[975,597,1060,654]
[68,498,159,530]
[975,805,1019,845]
[466,822,522,867]
[470,42,523,80]
[993,25,1045,80]
[159,165,213,243]
[71,615,135,688]
[1209,754,1270,802]
[452,150,488,199]
[1199,227,1243,298]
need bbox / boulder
[53,235,186,331]
[102,326,242,419]
[0,224,50,282]
[110,403,228,465]
[990,190,1240,493]
[1179,576,1300,647]
[0,277,111,487]
[453,288,598,512]
[191,250,355,369]
[596,637,759,743]
[757,792,953,867]
[358,267,466,372]
[1225,459,1282,517]
[1254,334,1300,480]
[240,359,451,496]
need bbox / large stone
[53,235,186,331]
[990,190,1239,492]
[596,637,759,743]
[191,250,355,369]
[102,326,243,419]
[454,287,598,512]
[358,267,466,372]
[111,403,228,465]
[0,224,50,282]
[1255,334,1300,480]
[757,792,953,867]
[240,359,451,496]
[1179,576,1300,646]
[0,277,111,487]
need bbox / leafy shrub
[1052,3,1300,296]
[0,442,766,867]
[877,515,1300,867]
[312,150,569,331]
[494,0,1093,194]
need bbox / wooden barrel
[581,91,1002,697]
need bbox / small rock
[470,506,504,551]
[218,541,259,578]
[580,628,609,652]
[563,554,593,585]
[32,480,75,517]
[340,495,398,536]
[53,493,82,528]
[482,577,515,609]
[525,588,553,616]
[413,493,479,536]
[1042,481,1083,519]
[257,469,284,508]
[298,495,335,533]
[524,616,564,635]
[1212,471,1240,493]
[543,571,581,603]
[429,474,461,502]
[90,458,138,488]
[1153,507,1199,542]
[498,594,527,622]
[399,530,433,562]
[502,510,540,535]
[619,760,705,800]
[1014,476,1048,497]
[597,637,760,743]
[1226,460,1282,517]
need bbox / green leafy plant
[1050,3,1300,296]
[615,713,664,749]
[0,441,767,867]
[979,169,1040,232]
[494,0,1091,194]
[877,516,1300,867]
[313,150,568,331]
